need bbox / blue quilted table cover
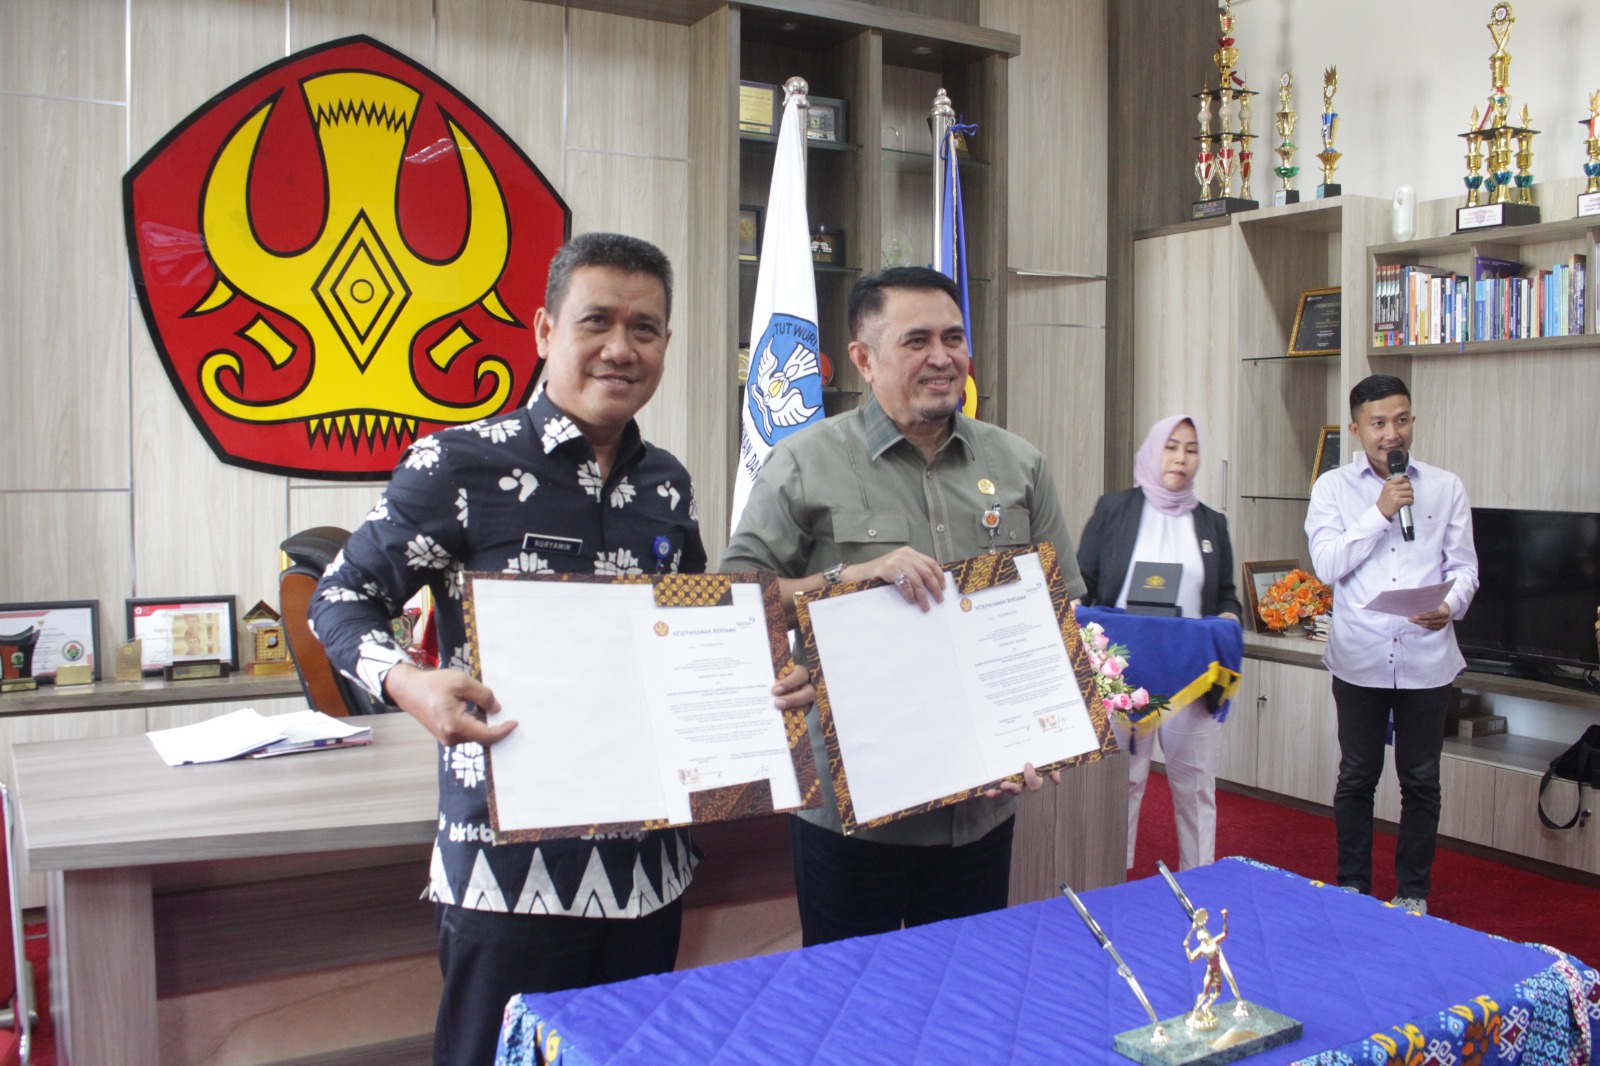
[496,858,1600,1065]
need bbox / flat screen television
[1453,507,1600,674]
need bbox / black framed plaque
[1312,425,1341,489]
[1288,286,1341,356]
[126,595,239,674]
[0,600,100,682]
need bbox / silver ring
[894,573,909,586]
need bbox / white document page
[946,552,1100,769]
[475,579,668,830]
[1361,578,1455,618]
[805,575,982,823]
[146,708,285,766]
[631,583,798,824]
[804,551,1096,824]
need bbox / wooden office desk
[13,710,438,1066]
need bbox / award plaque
[809,225,844,265]
[114,639,144,683]
[1312,425,1341,489]
[1287,287,1340,356]
[0,624,40,693]
[738,204,761,262]
[126,595,239,675]
[0,599,101,682]
[738,81,779,136]
[805,96,846,144]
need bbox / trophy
[1272,72,1300,206]
[1579,90,1600,217]
[0,625,40,693]
[1190,0,1258,220]
[1456,3,1539,230]
[1315,66,1341,198]
[1087,861,1305,1065]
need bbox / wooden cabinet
[1246,655,1339,804]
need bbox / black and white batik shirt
[310,387,706,918]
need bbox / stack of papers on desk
[147,708,372,766]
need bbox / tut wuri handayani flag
[730,78,823,535]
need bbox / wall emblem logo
[124,36,569,479]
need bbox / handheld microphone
[1387,449,1415,542]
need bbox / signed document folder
[795,543,1113,833]
[465,572,818,842]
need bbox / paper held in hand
[795,544,1115,833]
[1361,578,1455,618]
[465,571,818,842]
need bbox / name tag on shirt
[523,533,582,556]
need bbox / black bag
[1536,724,1600,830]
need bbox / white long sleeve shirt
[1304,455,1479,689]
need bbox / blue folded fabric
[1075,605,1245,725]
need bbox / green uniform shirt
[722,394,1086,846]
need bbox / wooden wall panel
[1006,319,1105,546]
[982,0,1106,276]
[288,484,386,540]
[0,491,134,681]
[128,325,289,610]
[0,0,125,99]
[1010,752,1128,899]
[1130,229,1235,500]
[129,0,284,158]
[0,94,128,491]
[562,150,695,470]
[435,0,566,181]
[288,0,434,61]
[567,9,690,159]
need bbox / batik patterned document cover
[464,570,818,842]
[795,542,1114,833]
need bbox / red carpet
[1132,770,1600,969]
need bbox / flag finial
[931,87,955,121]
[784,76,810,108]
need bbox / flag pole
[931,88,954,267]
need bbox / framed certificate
[795,544,1114,833]
[126,595,238,674]
[805,96,846,143]
[1288,286,1341,356]
[0,600,100,681]
[738,81,778,136]
[1312,424,1341,488]
[738,204,762,262]
[465,571,818,841]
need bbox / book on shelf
[1374,250,1588,348]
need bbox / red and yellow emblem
[125,36,569,479]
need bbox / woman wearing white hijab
[1077,415,1242,870]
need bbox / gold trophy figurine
[1464,106,1486,207]
[1315,66,1341,198]
[1578,91,1600,216]
[1183,907,1231,1031]
[1513,104,1537,205]
[1273,71,1300,205]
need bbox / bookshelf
[1131,181,1600,875]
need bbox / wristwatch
[822,563,847,586]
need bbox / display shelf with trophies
[716,7,1012,426]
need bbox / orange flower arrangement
[1258,568,1333,631]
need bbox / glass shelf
[1240,494,1312,503]
[1243,352,1338,365]
[739,260,861,275]
[880,146,990,174]
[740,133,861,152]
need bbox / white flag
[730,82,823,535]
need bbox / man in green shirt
[722,266,1086,945]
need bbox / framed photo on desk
[0,600,100,681]
[126,595,238,674]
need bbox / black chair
[279,527,387,717]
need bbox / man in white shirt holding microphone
[1305,374,1479,916]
